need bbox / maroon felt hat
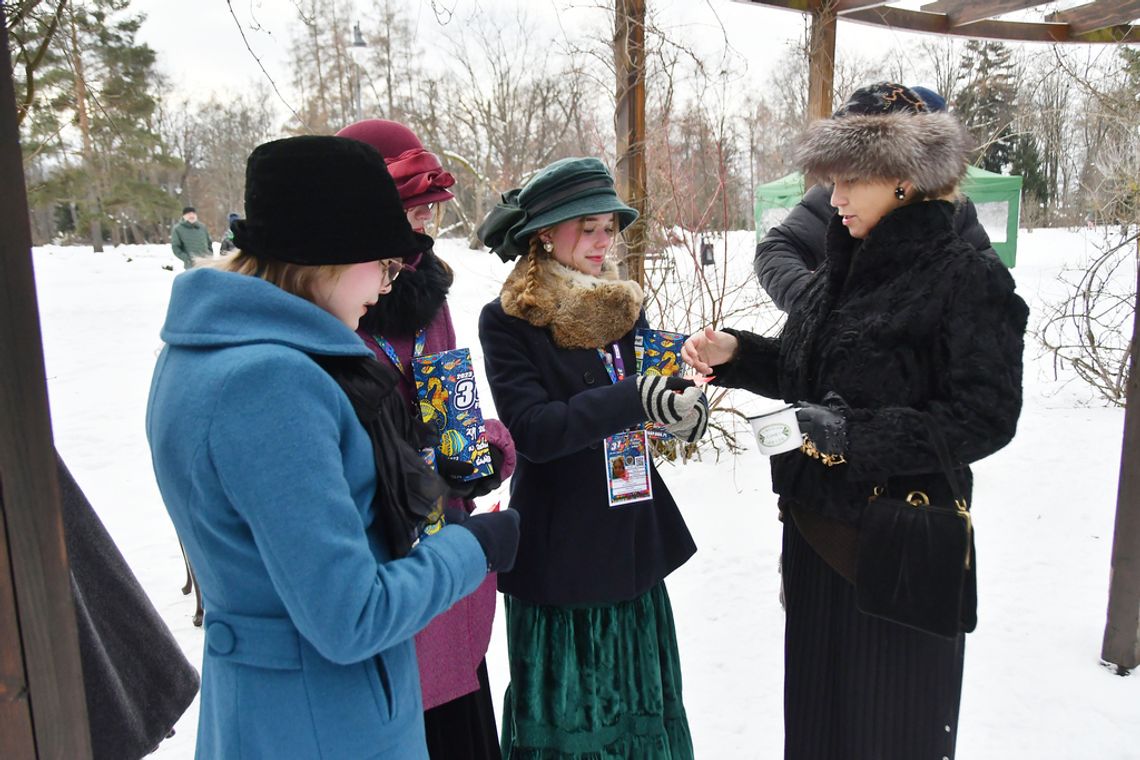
[336,119,456,210]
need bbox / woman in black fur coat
[683,83,1029,760]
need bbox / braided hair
[517,234,549,311]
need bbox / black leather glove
[467,445,506,498]
[437,456,477,498]
[795,392,848,457]
[438,445,506,499]
[637,375,701,425]
[455,509,521,573]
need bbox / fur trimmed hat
[231,135,431,265]
[795,82,971,196]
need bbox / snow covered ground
[32,227,1139,758]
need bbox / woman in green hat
[477,156,706,758]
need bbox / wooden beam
[842,5,1140,42]
[614,0,648,288]
[0,489,36,758]
[0,9,94,759]
[1102,240,1140,674]
[921,0,1047,28]
[1047,0,1140,35]
[807,2,838,123]
[834,0,891,14]
[732,0,1139,42]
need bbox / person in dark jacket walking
[754,86,998,311]
[170,206,212,269]
[218,212,240,253]
[683,83,1028,760]
[337,118,516,760]
[477,157,707,758]
[147,135,521,759]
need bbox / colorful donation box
[634,328,688,440]
[411,348,494,480]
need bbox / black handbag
[854,420,977,639]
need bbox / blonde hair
[517,216,605,308]
[517,235,549,311]
[201,250,350,303]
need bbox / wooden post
[802,1,837,192]
[614,0,648,288]
[0,10,94,758]
[1101,238,1140,674]
[806,1,838,124]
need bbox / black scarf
[308,353,447,558]
[358,249,453,337]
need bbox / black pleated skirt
[423,659,502,760]
[782,520,965,760]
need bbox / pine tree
[17,0,174,247]
[953,40,1017,173]
[1010,132,1048,215]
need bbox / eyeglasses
[380,259,405,282]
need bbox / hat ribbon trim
[527,177,614,217]
[385,148,456,201]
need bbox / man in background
[170,206,212,269]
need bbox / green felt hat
[477,157,639,261]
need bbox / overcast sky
[130,0,872,105]
[130,0,1088,113]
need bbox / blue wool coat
[146,268,488,759]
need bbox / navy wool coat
[479,301,695,606]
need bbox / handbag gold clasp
[956,499,973,570]
[906,491,930,507]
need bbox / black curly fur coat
[358,249,453,337]
[717,200,1029,524]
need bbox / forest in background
[6,0,1140,251]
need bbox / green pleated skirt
[500,583,694,759]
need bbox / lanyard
[596,342,626,384]
[373,329,427,375]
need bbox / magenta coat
[359,302,515,710]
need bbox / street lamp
[349,21,367,123]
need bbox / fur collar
[499,255,643,349]
[358,249,452,337]
[794,111,969,195]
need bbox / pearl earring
[894,185,906,201]
[542,240,553,253]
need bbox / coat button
[206,621,236,655]
[583,371,595,385]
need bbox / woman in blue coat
[146,135,519,759]
[476,157,708,758]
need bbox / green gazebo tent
[753,166,1023,266]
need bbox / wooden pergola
[1,2,1139,758]
[612,0,1139,675]
[735,1,1140,120]
[725,0,1140,673]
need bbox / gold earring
[542,240,553,253]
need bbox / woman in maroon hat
[337,119,515,760]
